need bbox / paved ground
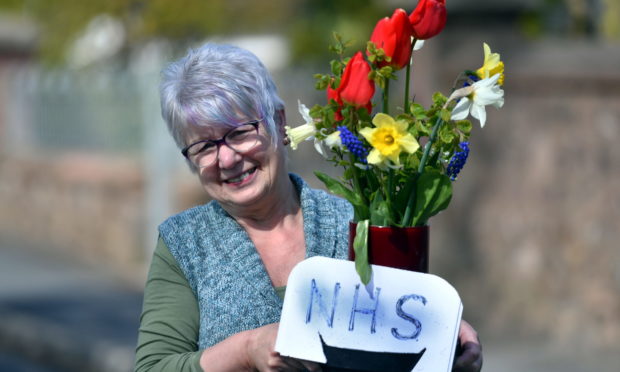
[0,237,142,372]
[1,236,618,372]
[482,339,619,372]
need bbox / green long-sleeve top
[134,238,203,372]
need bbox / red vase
[348,222,429,273]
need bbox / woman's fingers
[248,324,322,372]
[285,356,322,372]
[453,341,483,372]
[453,320,483,372]
[275,354,322,372]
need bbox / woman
[134,43,482,372]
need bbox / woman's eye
[193,142,215,155]
[229,129,252,139]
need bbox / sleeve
[134,237,203,372]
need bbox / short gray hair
[159,43,285,169]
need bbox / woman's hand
[453,320,483,372]
[247,323,322,372]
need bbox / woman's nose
[217,143,242,169]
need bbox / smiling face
[186,118,289,215]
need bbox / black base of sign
[319,335,426,372]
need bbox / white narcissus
[450,73,504,128]
[323,130,342,149]
[413,39,425,51]
[285,100,339,158]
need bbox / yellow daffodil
[359,113,419,166]
[476,43,504,86]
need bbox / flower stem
[402,115,445,226]
[387,168,394,220]
[404,38,416,114]
[349,153,366,204]
[401,174,418,227]
[383,78,390,115]
[418,116,444,173]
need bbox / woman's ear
[276,109,286,128]
[275,109,289,145]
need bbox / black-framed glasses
[182,120,261,168]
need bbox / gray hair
[159,43,285,170]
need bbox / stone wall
[0,153,146,272]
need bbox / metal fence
[7,66,152,155]
[2,62,180,258]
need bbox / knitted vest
[158,174,353,349]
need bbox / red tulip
[409,0,447,40]
[369,8,413,70]
[338,52,375,109]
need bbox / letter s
[391,294,426,340]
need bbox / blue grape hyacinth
[338,126,369,164]
[446,141,470,181]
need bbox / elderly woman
[134,43,482,372]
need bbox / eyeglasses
[182,120,261,168]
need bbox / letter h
[348,284,381,334]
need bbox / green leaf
[406,154,421,171]
[314,171,359,203]
[353,220,372,285]
[439,124,456,145]
[369,193,391,226]
[329,77,340,90]
[330,60,343,76]
[432,92,448,107]
[379,66,395,79]
[411,171,452,226]
[394,173,418,225]
[456,120,472,135]
[440,108,452,123]
[415,120,431,137]
[343,167,355,181]
[314,171,369,219]
[410,103,428,120]
[366,40,377,54]
[309,104,323,119]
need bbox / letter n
[305,279,341,328]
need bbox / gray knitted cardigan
[158,174,353,349]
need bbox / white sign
[275,257,462,372]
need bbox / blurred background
[0,0,619,371]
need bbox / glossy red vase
[348,222,429,273]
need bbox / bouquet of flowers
[286,1,505,283]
